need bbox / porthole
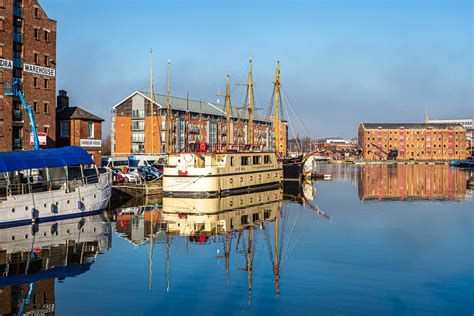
[230,178,233,184]
[250,176,253,182]
[44,203,47,208]
[67,229,70,234]
[93,228,96,233]
[25,234,28,239]
[25,206,29,211]
[82,197,85,202]
[11,208,15,213]
[43,232,47,237]
[259,175,262,181]
[240,199,243,205]
[230,201,233,207]
[55,202,59,206]
[81,228,84,233]
[67,200,70,204]
[93,194,97,199]
[240,177,243,183]
[55,231,59,236]
[267,174,270,179]
[11,236,15,240]
[249,197,253,203]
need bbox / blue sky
[41,0,472,138]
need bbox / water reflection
[0,214,111,315]
[357,164,470,201]
[112,185,329,301]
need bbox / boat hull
[0,173,111,228]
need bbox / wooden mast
[274,61,281,157]
[166,60,172,153]
[248,53,254,146]
[149,49,155,155]
[274,204,280,298]
[225,67,231,150]
[247,227,253,302]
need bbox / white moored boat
[163,151,283,197]
[0,146,111,227]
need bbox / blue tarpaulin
[0,146,95,172]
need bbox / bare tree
[102,135,111,156]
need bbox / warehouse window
[33,77,38,88]
[44,126,49,135]
[34,6,39,18]
[43,79,48,89]
[34,52,39,64]
[43,102,49,114]
[33,101,38,113]
[34,28,40,40]
[44,55,49,66]
[44,30,49,42]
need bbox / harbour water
[1,164,472,315]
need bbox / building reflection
[0,214,111,315]
[358,164,468,201]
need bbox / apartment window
[34,6,39,18]
[43,79,48,89]
[60,121,70,137]
[44,30,49,42]
[33,77,39,88]
[33,101,38,113]
[88,122,94,138]
[34,52,39,64]
[34,28,39,40]
[43,102,49,113]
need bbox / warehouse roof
[112,91,271,123]
[360,122,465,130]
[57,106,104,122]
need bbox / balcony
[13,32,23,44]
[13,109,23,121]
[131,110,145,120]
[13,6,23,18]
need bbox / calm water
[1,164,473,315]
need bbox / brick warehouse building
[0,0,56,151]
[358,123,468,161]
[56,90,104,165]
[111,91,288,157]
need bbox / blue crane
[4,79,40,150]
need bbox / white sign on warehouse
[80,139,102,148]
[23,63,56,77]
[0,58,13,69]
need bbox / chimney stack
[57,90,69,110]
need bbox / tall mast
[248,53,254,146]
[274,61,281,157]
[225,67,231,150]
[274,204,280,298]
[150,49,155,155]
[166,60,172,153]
[247,227,253,303]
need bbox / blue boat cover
[0,146,95,172]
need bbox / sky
[41,0,473,139]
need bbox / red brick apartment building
[358,123,468,161]
[0,0,56,151]
[56,90,104,165]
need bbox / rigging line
[262,222,276,266]
[282,97,301,152]
[266,85,276,118]
[282,87,312,139]
[278,206,289,264]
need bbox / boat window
[230,156,234,167]
[264,155,271,164]
[253,156,261,165]
[241,156,251,166]
[252,213,260,222]
[241,215,249,224]
[264,210,271,219]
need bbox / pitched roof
[360,122,465,130]
[139,91,271,123]
[57,106,104,122]
[112,91,271,123]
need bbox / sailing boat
[163,54,283,197]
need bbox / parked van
[129,155,166,167]
[106,157,129,170]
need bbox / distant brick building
[0,0,57,151]
[56,90,103,164]
[358,123,468,161]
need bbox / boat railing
[0,171,110,199]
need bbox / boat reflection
[113,184,329,301]
[358,164,469,201]
[0,214,111,315]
